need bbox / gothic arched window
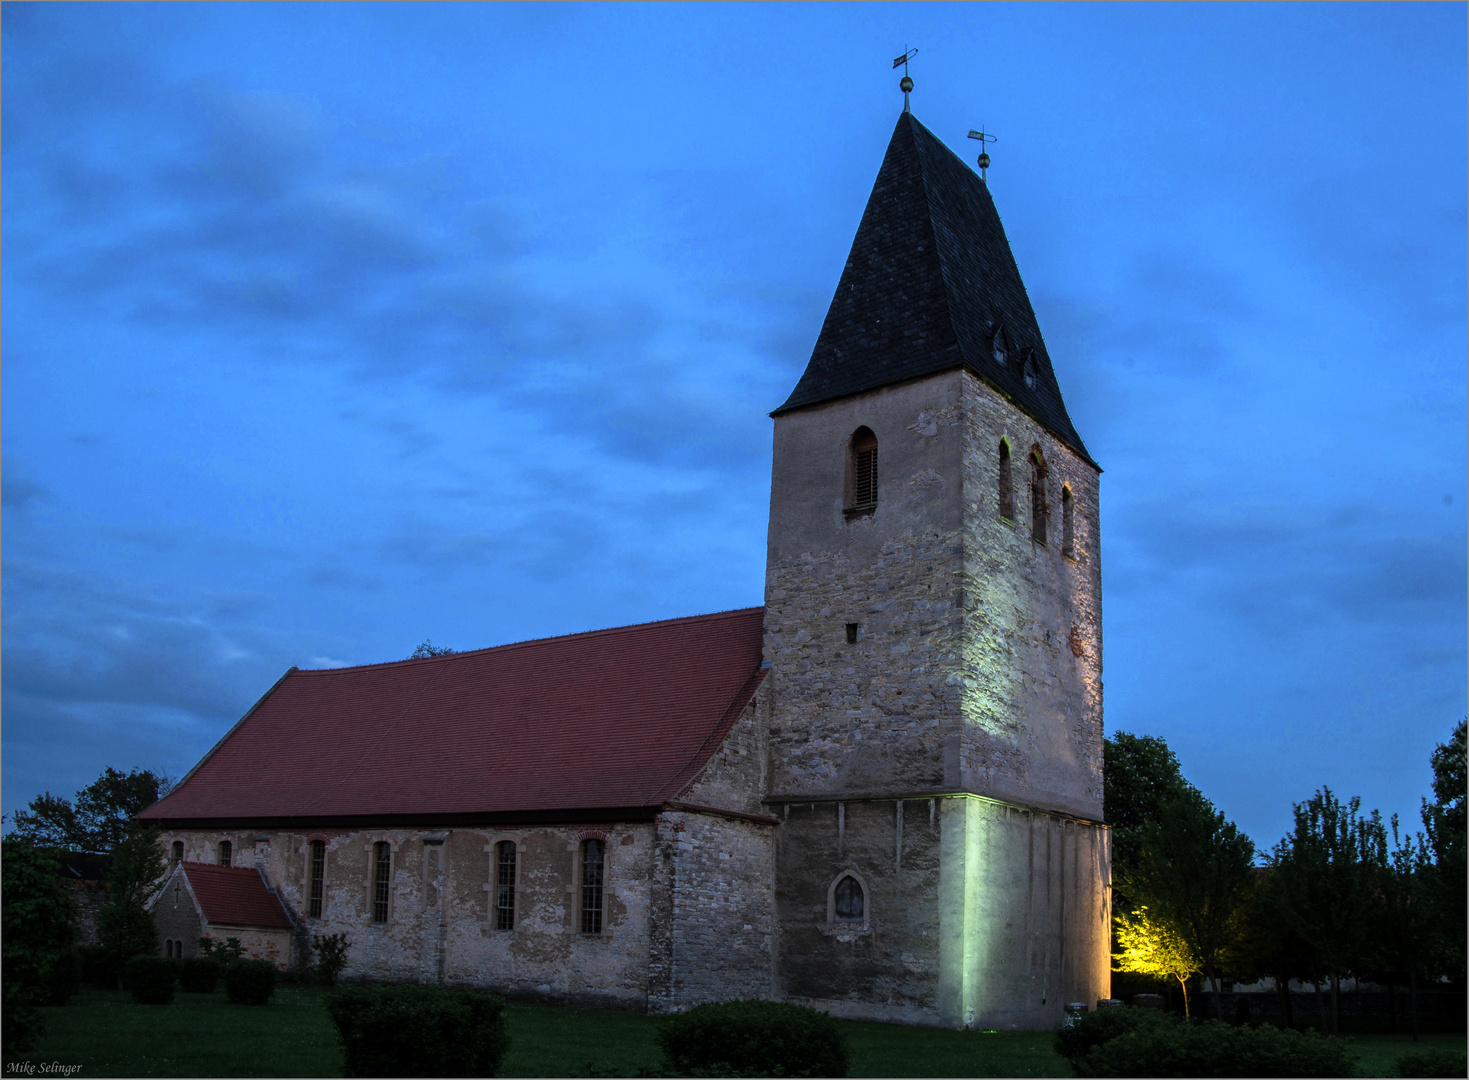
[308,840,326,919]
[1061,485,1075,557]
[1030,449,1048,545]
[496,841,517,931]
[171,841,184,867]
[998,439,1015,520]
[847,427,878,510]
[581,839,605,934]
[833,875,865,922]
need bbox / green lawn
[20,987,1466,1078]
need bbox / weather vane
[968,127,997,182]
[893,48,918,112]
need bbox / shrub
[44,948,83,1005]
[123,955,178,1005]
[312,931,351,988]
[2,979,45,1058]
[327,985,511,1077]
[656,999,850,1078]
[224,958,277,1005]
[1074,1018,1355,1078]
[1395,1048,1469,1078]
[1055,1004,1177,1064]
[199,935,245,967]
[178,956,221,993]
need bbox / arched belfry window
[1061,485,1075,557]
[1029,449,1048,545]
[847,427,878,510]
[998,439,1015,520]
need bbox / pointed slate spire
[776,112,1095,467]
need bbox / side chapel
[140,105,1110,1030]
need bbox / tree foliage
[1104,732,1192,877]
[1113,905,1202,1015]
[11,767,170,854]
[1421,720,1466,982]
[2,839,79,1055]
[408,639,457,659]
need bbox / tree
[96,824,166,984]
[2,839,78,1054]
[408,639,457,659]
[1124,786,1256,1021]
[1104,732,1192,868]
[1113,904,1202,1016]
[1360,818,1436,1039]
[11,767,171,853]
[1421,720,1466,983]
[1267,788,1382,1034]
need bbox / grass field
[18,986,1466,1078]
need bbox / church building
[140,105,1110,1030]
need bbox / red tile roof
[181,863,293,929]
[142,608,766,822]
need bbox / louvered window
[496,841,517,931]
[309,840,326,919]
[998,440,1014,519]
[1030,451,1048,545]
[848,427,878,509]
[581,839,605,934]
[1062,486,1075,557]
[372,842,391,923]
[217,840,232,867]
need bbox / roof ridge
[295,606,766,674]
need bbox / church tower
[762,110,1110,1029]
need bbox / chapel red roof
[180,863,293,929]
[141,608,766,823]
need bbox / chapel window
[1030,450,1048,545]
[847,427,878,510]
[998,439,1015,520]
[166,939,174,959]
[308,840,326,919]
[372,842,391,923]
[217,840,232,867]
[1061,486,1075,557]
[171,841,184,867]
[495,841,517,931]
[581,839,605,935]
[834,875,865,922]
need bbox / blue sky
[3,2,1464,851]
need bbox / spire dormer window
[991,326,1008,367]
[1023,350,1037,389]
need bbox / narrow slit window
[581,839,605,934]
[849,427,878,508]
[372,842,391,923]
[171,841,184,867]
[1062,486,1075,557]
[308,840,326,919]
[998,441,1014,519]
[845,622,859,644]
[1030,450,1048,545]
[217,840,232,867]
[496,841,517,931]
[834,875,865,921]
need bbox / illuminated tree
[1114,904,1201,1016]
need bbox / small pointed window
[1023,350,1037,389]
[1030,450,1048,544]
[1061,486,1075,557]
[991,325,1008,367]
[834,875,865,921]
[217,840,232,867]
[998,440,1015,520]
[847,427,878,510]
